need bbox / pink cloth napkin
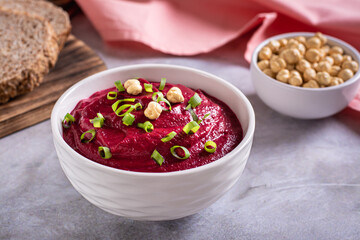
[76,0,360,111]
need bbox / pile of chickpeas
[257,32,359,88]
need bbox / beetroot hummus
[63,78,243,172]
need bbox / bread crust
[0,8,59,104]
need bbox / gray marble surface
[1,13,360,240]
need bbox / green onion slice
[159,78,166,91]
[198,112,211,124]
[80,129,96,143]
[204,141,217,153]
[188,93,202,109]
[114,80,125,92]
[188,108,199,122]
[134,102,142,110]
[107,91,117,100]
[183,121,200,134]
[151,149,164,166]
[122,113,135,126]
[111,99,136,112]
[144,83,153,92]
[137,121,154,132]
[62,113,75,128]
[161,131,177,142]
[98,146,112,159]
[114,104,133,117]
[170,145,190,160]
[152,92,172,111]
[90,113,105,128]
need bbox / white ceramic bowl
[51,64,255,221]
[251,32,360,119]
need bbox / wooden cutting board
[0,35,107,138]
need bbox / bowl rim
[51,63,255,177]
[251,32,360,92]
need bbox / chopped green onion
[188,108,199,122]
[98,146,112,159]
[183,121,200,134]
[188,93,202,109]
[161,131,177,142]
[90,113,105,128]
[80,129,96,143]
[152,92,171,111]
[62,113,75,128]
[115,80,125,92]
[144,83,153,92]
[137,121,154,132]
[122,113,135,126]
[170,145,190,160]
[204,141,217,153]
[134,102,142,110]
[114,104,133,117]
[111,99,136,112]
[198,112,211,124]
[151,149,164,166]
[159,78,166,91]
[107,91,117,100]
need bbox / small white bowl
[251,32,360,119]
[51,64,255,221]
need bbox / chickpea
[338,69,354,81]
[324,56,334,65]
[315,32,327,45]
[287,39,299,48]
[329,46,344,55]
[303,68,316,82]
[342,55,352,63]
[316,72,331,85]
[257,60,269,71]
[342,60,359,73]
[329,65,341,76]
[305,37,322,49]
[305,48,321,63]
[166,87,184,103]
[259,46,272,60]
[286,64,295,71]
[297,43,306,56]
[321,45,330,55]
[312,62,318,70]
[124,79,142,95]
[144,101,162,120]
[278,38,288,47]
[296,59,311,73]
[263,68,275,78]
[316,61,331,72]
[303,79,320,88]
[331,53,343,65]
[295,36,306,44]
[330,77,344,86]
[270,56,286,73]
[283,48,301,64]
[289,70,303,86]
[276,69,290,83]
[267,40,280,53]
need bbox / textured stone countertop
[1,13,360,240]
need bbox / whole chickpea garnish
[263,68,275,78]
[303,68,316,82]
[144,101,162,120]
[329,66,341,76]
[315,32,327,45]
[305,48,321,63]
[330,46,344,55]
[283,48,301,64]
[342,55,352,63]
[316,61,331,72]
[331,53,343,66]
[278,38,288,47]
[166,87,184,103]
[316,72,331,85]
[276,69,290,83]
[303,79,320,88]
[124,79,143,95]
[257,60,269,71]
[330,77,344,86]
[270,56,287,73]
[295,36,306,44]
[324,56,334,65]
[338,69,354,81]
[267,40,280,53]
[289,70,303,86]
[259,46,272,60]
[306,37,322,49]
[342,60,359,73]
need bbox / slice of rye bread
[0,8,59,104]
[0,0,71,49]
